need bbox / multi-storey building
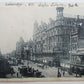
[24,40,34,60]
[16,37,25,59]
[33,7,69,66]
[33,7,84,68]
[70,16,84,74]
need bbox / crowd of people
[19,66,44,77]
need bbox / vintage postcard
[0,1,84,81]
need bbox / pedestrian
[27,62,29,65]
[42,64,44,69]
[76,71,77,77]
[79,72,82,77]
[17,72,18,77]
[63,71,65,76]
[11,68,14,76]
[57,72,61,77]
[59,72,61,77]
[11,72,13,76]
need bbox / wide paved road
[25,61,83,78]
[7,60,82,78]
[28,62,58,77]
[24,61,73,77]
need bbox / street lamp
[43,59,47,68]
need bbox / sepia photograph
[0,2,84,81]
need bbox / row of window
[71,36,78,42]
[71,28,78,34]
[71,43,77,50]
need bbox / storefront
[70,51,84,75]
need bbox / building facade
[16,37,25,59]
[33,7,84,68]
[24,40,34,60]
[70,16,84,74]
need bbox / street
[6,60,83,78]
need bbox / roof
[56,7,64,11]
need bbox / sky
[0,2,84,54]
